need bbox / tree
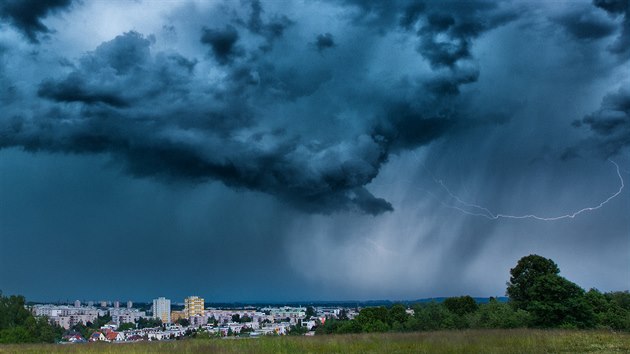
[387,304,408,326]
[90,314,112,329]
[468,299,531,328]
[288,324,307,335]
[505,255,594,328]
[0,292,63,343]
[71,321,92,339]
[526,274,593,328]
[443,296,478,316]
[231,314,240,323]
[355,307,390,332]
[137,317,163,329]
[305,306,316,319]
[117,322,135,331]
[506,254,560,309]
[412,302,457,330]
[176,318,190,327]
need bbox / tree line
[317,255,630,334]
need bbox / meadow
[1,329,629,354]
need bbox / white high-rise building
[152,297,171,323]
[127,300,133,309]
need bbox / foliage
[288,324,308,336]
[525,274,594,328]
[506,254,597,328]
[0,292,63,343]
[443,296,478,316]
[586,289,630,330]
[468,299,531,328]
[176,318,190,327]
[506,254,560,309]
[70,321,92,339]
[137,317,163,329]
[305,306,316,319]
[91,314,112,329]
[412,302,458,330]
[117,322,136,331]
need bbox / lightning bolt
[436,160,624,221]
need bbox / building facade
[184,296,204,318]
[152,297,171,323]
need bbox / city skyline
[0,0,628,302]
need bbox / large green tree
[506,254,560,309]
[506,255,594,328]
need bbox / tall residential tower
[184,296,205,318]
[152,297,171,323]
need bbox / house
[63,333,86,343]
[105,331,120,342]
[126,334,143,341]
[101,323,117,331]
[301,320,318,330]
[89,332,105,342]
[128,334,143,341]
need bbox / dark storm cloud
[236,0,293,52]
[373,102,456,152]
[1,26,393,215]
[315,33,335,52]
[336,0,519,149]
[38,75,130,107]
[594,0,630,58]
[341,0,517,68]
[0,1,527,216]
[0,0,73,43]
[200,25,244,65]
[573,88,630,157]
[552,7,616,40]
[413,4,517,69]
[424,68,480,96]
[399,2,426,30]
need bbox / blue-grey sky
[0,0,628,302]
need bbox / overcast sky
[0,0,628,303]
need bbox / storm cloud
[593,0,630,58]
[200,25,244,65]
[0,0,73,43]
[0,1,520,216]
[573,88,630,157]
[315,33,335,52]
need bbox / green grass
[1,329,629,353]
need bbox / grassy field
[1,329,629,353]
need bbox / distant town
[30,296,366,343]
